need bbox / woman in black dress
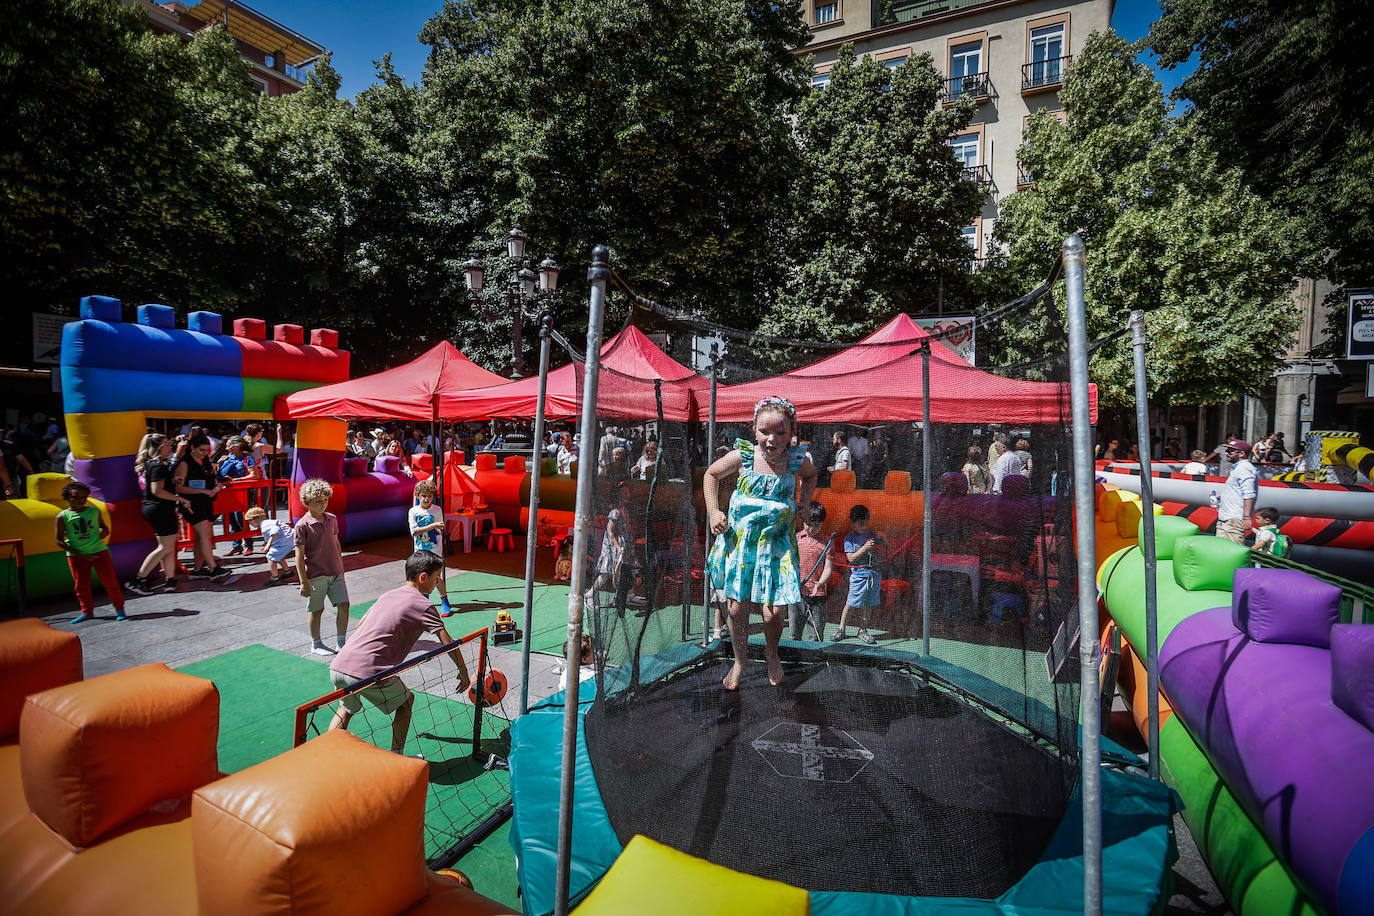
[126,434,192,594]
[173,435,230,579]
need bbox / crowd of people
[1097,430,1298,469]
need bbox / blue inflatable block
[80,295,121,322]
[63,366,244,414]
[187,311,222,335]
[137,303,176,329]
[61,319,242,375]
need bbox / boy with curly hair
[293,479,350,655]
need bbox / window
[811,71,831,90]
[944,34,989,101]
[249,76,269,96]
[961,225,979,253]
[950,41,982,79]
[814,2,838,24]
[1024,15,1070,91]
[950,133,979,169]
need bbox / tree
[763,46,984,339]
[415,0,813,361]
[1149,0,1374,327]
[988,30,1311,407]
[0,0,264,323]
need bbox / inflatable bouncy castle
[39,295,350,590]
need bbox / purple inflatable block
[108,539,149,579]
[1331,624,1374,732]
[375,454,401,474]
[1161,607,1374,915]
[1232,567,1340,648]
[73,455,140,504]
[291,447,343,484]
[940,472,967,496]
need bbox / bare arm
[439,625,471,692]
[703,449,743,535]
[97,513,110,541]
[54,515,67,552]
[295,543,310,595]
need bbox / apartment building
[801,0,1114,264]
[124,0,325,97]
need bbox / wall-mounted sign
[914,315,975,365]
[1347,291,1374,360]
[32,313,76,365]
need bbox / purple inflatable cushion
[1171,535,1249,592]
[1001,474,1029,499]
[342,457,369,478]
[1232,567,1340,648]
[940,472,967,497]
[1332,624,1374,732]
[375,454,401,474]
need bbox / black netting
[566,286,1081,899]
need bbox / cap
[1226,438,1251,453]
[372,427,385,437]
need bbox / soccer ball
[467,669,508,705]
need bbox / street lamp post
[461,227,561,379]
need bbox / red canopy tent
[277,340,509,421]
[435,326,706,421]
[712,314,1096,425]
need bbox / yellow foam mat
[575,836,808,916]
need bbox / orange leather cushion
[0,619,82,739]
[193,730,428,916]
[404,871,522,915]
[20,663,219,847]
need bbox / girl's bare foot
[767,656,784,686]
[722,664,744,691]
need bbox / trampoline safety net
[570,296,1081,899]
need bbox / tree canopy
[988,30,1310,406]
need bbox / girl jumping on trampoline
[705,396,816,689]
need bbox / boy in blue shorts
[408,479,452,616]
[830,504,884,645]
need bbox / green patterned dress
[707,439,807,606]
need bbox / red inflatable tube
[1160,501,1374,550]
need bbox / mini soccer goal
[293,627,513,867]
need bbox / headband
[754,395,796,420]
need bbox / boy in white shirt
[408,479,452,616]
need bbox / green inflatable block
[1158,717,1319,916]
[241,378,318,414]
[1100,550,1231,653]
[1144,515,1199,559]
[1172,535,1250,592]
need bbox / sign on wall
[32,313,76,365]
[914,315,975,365]
[1347,291,1374,360]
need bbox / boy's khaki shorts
[330,669,411,715]
[307,574,349,612]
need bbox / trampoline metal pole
[554,246,609,916]
[703,342,719,646]
[921,342,932,657]
[1129,309,1161,780]
[1064,233,1102,915]
[520,313,554,717]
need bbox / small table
[446,512,496,554]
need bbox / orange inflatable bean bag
[21,663,219,847]
[0,619,82,740]
[193,729,429,916]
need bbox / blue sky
[248,0,1197,100]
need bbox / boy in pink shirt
[792,501,838,641]
[328,551,471,754]
[293,479,350,655]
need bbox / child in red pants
[56,480,126,623]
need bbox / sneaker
[160,578,178,591]
[829,628,847,642]
[263,576,280,588]
[208,566,232,581]
[226,545,244,557]
[439,607,455,618]
[69,613,92,624]
[115,609,128,621]
[857,629,876,645]
[310,643,335,656]
[125,577,158,597]
[189,566,214,579]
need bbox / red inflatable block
[272,324,304,345]
[106,497,154,544]
[235,337,351,384]
[309,328,339,348]
[232,318,267,340]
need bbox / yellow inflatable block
[65,411,148,461]
[575,836,808,916]
[295,418,348,452]
[1115,500,1162,540]
[0,492,111,557]
[1097,488,1139,524]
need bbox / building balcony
[964,256,993,274]
[1017,165,1033,189]
[1022,56,1071,93]
[874,0,990,26]
[942,72,991,104]
[963,164,993,191]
